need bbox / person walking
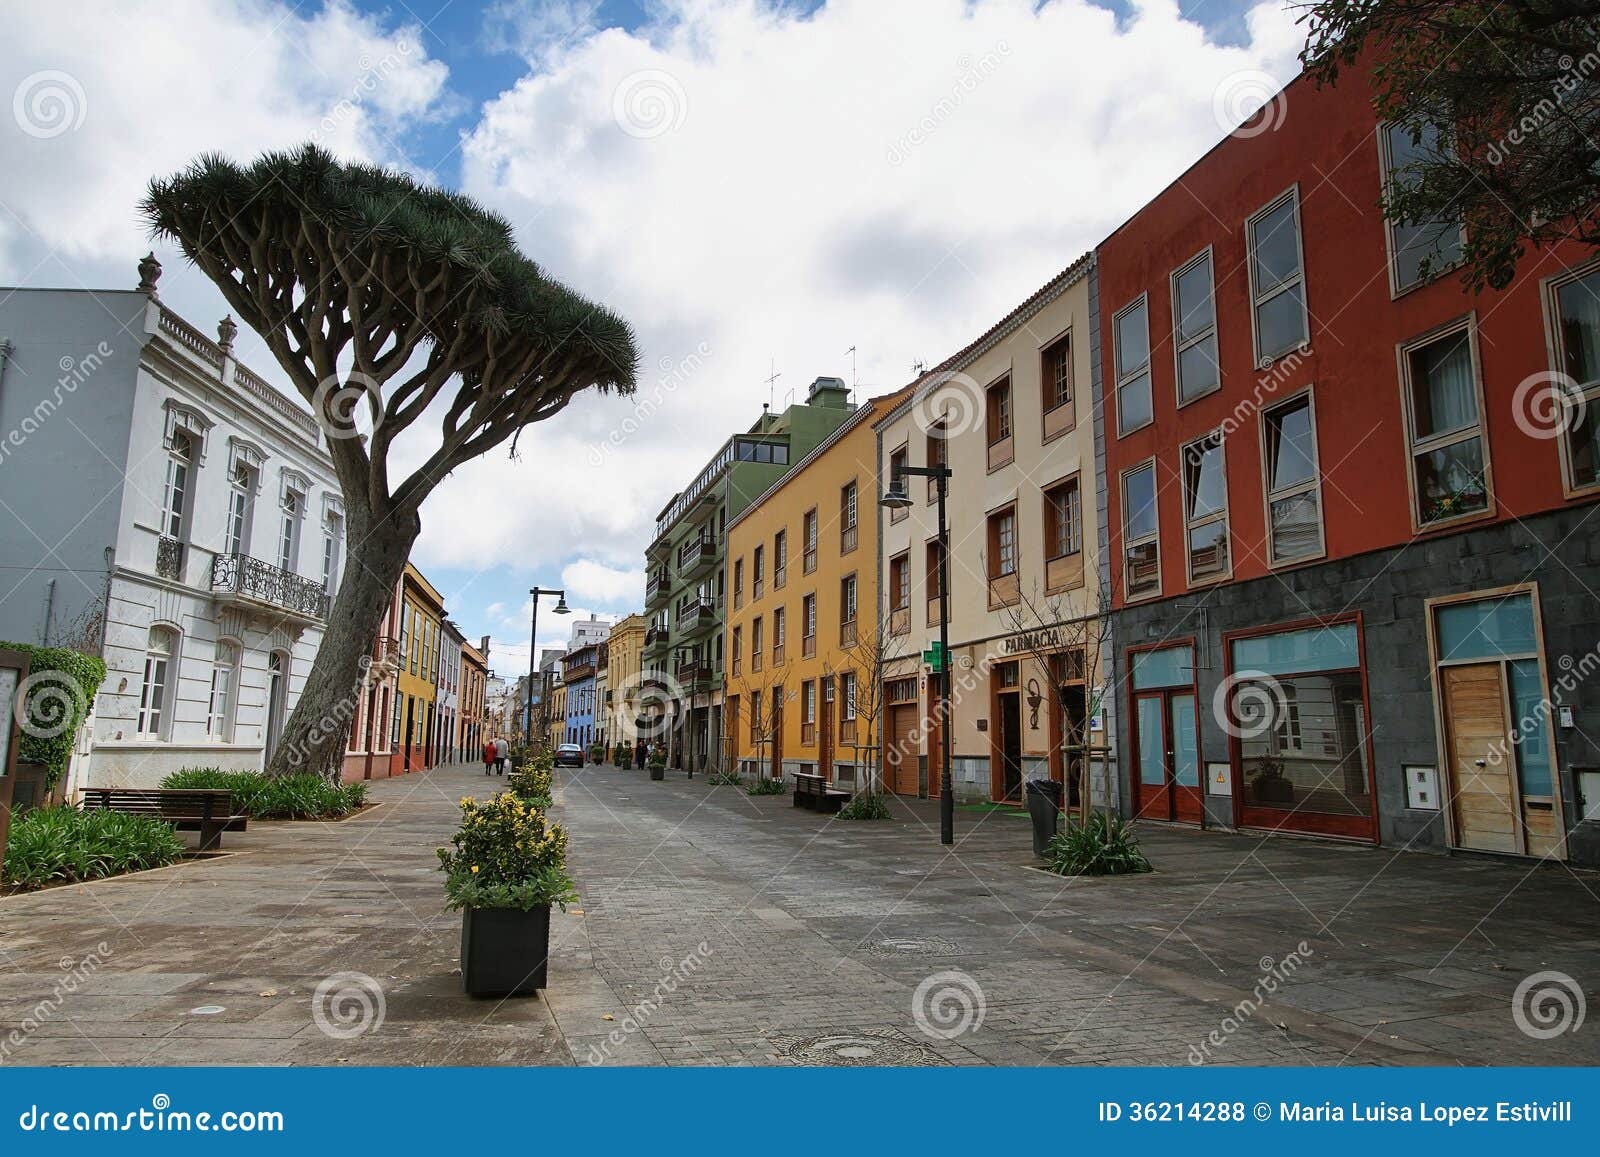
[634,738,646,769]
[494,735,509,776]
[482,736,496,776]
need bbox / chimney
[806,376,850,408]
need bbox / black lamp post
[882,464,954,846]
[525,587,569,744]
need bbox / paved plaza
[0,762,1595,1066]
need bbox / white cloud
[562,557,645,605]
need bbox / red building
[1098,59,1600,865]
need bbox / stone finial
[137,252,162,296]
[217,314,238,351]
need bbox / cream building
[874,253,1113,806]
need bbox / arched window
[208,641,240,740]
[265,650,289,758]
[161,432,192,540]
[138,628,178,737]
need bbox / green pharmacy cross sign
[922,642,947,671]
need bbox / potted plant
[1249,756,1295,804]
[587,741,605,765]
[648,747,667,781]
[612,743,629,768]
[438,793,576,997]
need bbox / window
[773,606,786,663]
[732,625,742,676]
[1114,297,1152,434]
[986,374,1014,468]
[840,481,858,553]
[1042,332,1073,413]
[802,509,818,573]
[889,553,909,611]
[802,680,816,745]
[1044,477,1081,561]
[279,487,304,573]
[400,612,412,673]
[750,689,762,743]
[733,558,744,608]
[322,511,343,593]
[802,593,817,657]
[225,462,253,556]
[1401,324,1489,527]
[1382,121,1463,293]
[840,671,857,722]
[888,445,909,520]
[926,419,947,500]
[840,573,858,645]
[1172,249,1220,403]
[207,641,239,740]
[1182,433,1229,582]
[1546,263,1600,493]
[925,536,945,624]
[752,616,764,672]
[138,628,175,737]
[160,432,192,540]
[1122,461,1160,598]
[986,505,1019,608]
[391,688,403,746]
[1262,393,1324,563]
[774,530,787,589]
[753,544,765,600]
[1247,189,1309,365]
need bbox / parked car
[554,743,584,768]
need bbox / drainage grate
[857,934,971,959]
[770,1030,948,1067]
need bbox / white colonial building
[0,257,343,787]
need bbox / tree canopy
[1301,0,1600,290]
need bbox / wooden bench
[792,773,850,815]
[81,788,247,852]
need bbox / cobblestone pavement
[1,761,1596,1066]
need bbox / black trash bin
[1025,779,1064,857]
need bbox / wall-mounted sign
[1001,628,1064,655]
[1206,761,1231,796]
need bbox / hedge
[159,769,367,819]
[3,806,184,888]
[0,642,107,788]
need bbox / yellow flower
[470,865,480,874]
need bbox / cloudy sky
[1,0,1303,678]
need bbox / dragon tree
[143,145,639,779]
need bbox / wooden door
[1132,690,1203,824]
[819,677,834,781]
[769,695,784,779]
[995,692,1023,801]
[1442,663,1519,853]
[887,703,919,796]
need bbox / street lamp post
[525,587,570,746]
[674,646,699,779]
[881,464,954,846]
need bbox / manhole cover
[858,935,969,959]
[772,1031,947,1067]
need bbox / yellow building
[605,613,647,750]
[396,562,446,772]
[547,678,567,751]
[724,386,912,788]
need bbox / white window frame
[1258,387,1327,567]
[279,487,304,573]
[1113,294,1153,436]
[225,462,254,557]
[1120,458,1160,601]
[1180,430,1231,585]
[1170,246,1220,406]
[207,640,239,741]
[138,628,176,738]
[1541,255,1600,498]
[1378,120,1465,297]
[1396,315,1493,532]
[1245,185,1311,368]
[160,431,193,541]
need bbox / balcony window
[1041,331,1074,438]
[802,509,818,573]
[926,419,947,501]
[802,594,816,657]
[888,445,909,522]
[773,606,786,665]
[986,374,1014,469]
[138,627,176,738]
[752,617,764,672]
[840,481,858,553]
[1122,461,1160,599]
[207,640,238,741]
[1402,324,1489,527]
[1382,121,1463,293]
[1548,263,1600,494]
[801,680,816,745]
[322,511,343,593]
[733,558,744,609]
[1247,189,1310,365]
[774,529,787,589]
[1182,432,1229,583]
[225,462,254,556]
[1043,476,1082,592]
[925,536,945,626]
[839,573,857,646]
[1172,249,1220,403]
[161,431,192,541]
[986,506,1019,608]
[753,544,765,601]
[1262,393,1325,563]
[1114,296,1152,435]
[280,488,304,573]
[889,552,910,636]
[732,625,742,676]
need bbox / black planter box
[649,766,665,780]
[460,905,551,997]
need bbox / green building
[644,377,857,772]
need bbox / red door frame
[1221,611,1380,842]
[1126,638,1203,824]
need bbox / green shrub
[746,776,786,796]
[3,806,184,888]
[508,764,553,807]
[437,792,576,911]
[837,792,892,821]
[160,769,366,819]
[647,748,667,770]
[0,643,107,789]
[1044,812,1152,877]
[706,769,741,786]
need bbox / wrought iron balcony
[643,626,671,656]
[155,535,184,581]
[645,568,671,606]
[675,654,713,682]
[210,553,330,621]
[677,596,719,636]
[676,535,718,578]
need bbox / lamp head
[879,481,912,510]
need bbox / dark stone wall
[1109,504,1600,867]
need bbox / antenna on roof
[845,345,857,403]
[912,359,927,375]
[764,359,781,411]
